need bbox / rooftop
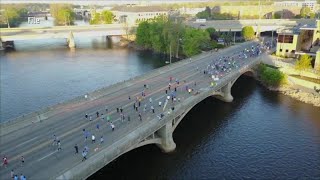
[278,20,318,34]
[111,5,168,12]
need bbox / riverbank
[255,73,320,107]
[268,86,320,107]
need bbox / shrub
[295,54,312,71]
[242,26,255,41]
[258,64,287,87]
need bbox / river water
[1,35,319,178]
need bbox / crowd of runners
[2,40,272,179]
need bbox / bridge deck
[0,41,261,179]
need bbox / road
[0,41,262,179]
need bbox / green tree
[273,12,281,19]
[136,21,151,48]
[101,10,113,24]
[182,27,210,57]
[300,7,311,18]
[206,27,218,40]
[196,11,211,19]
[295,54,312,70]
[242,26,255,41]
[309,12,315,19]
[50,4,75,25]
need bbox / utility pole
[256,0,261,38]
[271,29,274,48]
[169,43,172,64]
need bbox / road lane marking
[37,151,56,161]
[15,137,39,148]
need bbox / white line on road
[37,151,56,161]
[15,137,39,148]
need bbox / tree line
[136,16,226,58]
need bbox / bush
[258,64,287,87]
[295,54,312,71]
[242,26,255,41]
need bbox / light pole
[169,42,172,64]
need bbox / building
[276,20,320,70]
[274,1,317,12]
[111,5,168,25]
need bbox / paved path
[0,41,262,179]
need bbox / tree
[50,4,75,25]
[242,26,255,41]
[182,27,210,57]
[196,6,212,20]
[101,10,113,24]
[273,12,281,19]
[300,7,311,18]
[206,27,218,40]
[136,21,151,48]
[309,12,315,19]
[295,54,312,70]
[90,10,113,24]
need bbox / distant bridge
[0,24,134,49]
[0,19,314,50]
[188,19,315,32]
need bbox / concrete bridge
[0,24,132,49]
[189,19,315,32]
[0,19,313,50]
[0,41,265,179]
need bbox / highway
[0,40,262,179]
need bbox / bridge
[0,24,132,49]
[0,40,265,179]
[0,19,314,50]
[188,19,315,32]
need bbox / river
[0,35,319,178]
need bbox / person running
[82,151,87,161]
[96,123,100,131]
[85,114,88,119]
[116,108,119,113]
[159,101,162,107]
[100,136,104,144]
[11,169,14,179]
[165,89,168,94]
[89,116,92,121]
[110,122,115,131]
[151,106,155,113]
[52,134,57,146]
[57,140,61,151]
[92,134,96,143]
[13,175,18,180]
[20,174,24,180]
[74,144,79,154]
[120,107,123,113]
[96,111,99,118]
[139,112,142,121]
[149,97,152,103]
[20,156,24,166]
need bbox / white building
[111,5,168,25]
[274,0,317,12]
